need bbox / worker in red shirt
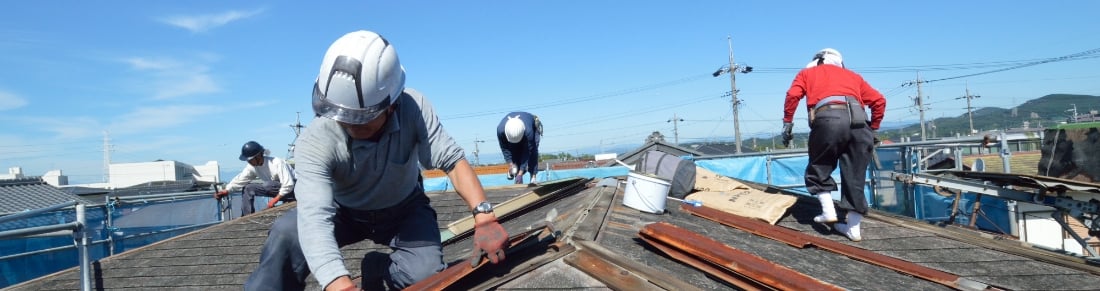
[782,48,886,242]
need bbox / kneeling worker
[215,141,296,215]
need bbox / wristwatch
[472,201,494,215]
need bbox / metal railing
[0,201,91,291]
[0,190,224,289]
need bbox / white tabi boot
[813,192,838,223]
[835,211,863,242]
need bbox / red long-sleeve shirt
[784,65,886,130]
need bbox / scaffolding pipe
[111,190,214,201]
[0,222,81,239]
[76,204,91,291]
[0,238,112,261]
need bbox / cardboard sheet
[686,190,796,225]
[693,166,750,192]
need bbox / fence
[0,190,245,289]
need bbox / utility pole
[727,35,742,154]
[956,82,980,135]
[905,73,929,141]
[472,138,485,166]
[712,35,752,153]
[668,113,684,145]
[1068,104,1079,123]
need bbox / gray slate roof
[0,178,92,215]
[10,177,1100,290]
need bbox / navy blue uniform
[496,112,541,177]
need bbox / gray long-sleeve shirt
[294,88,465,286]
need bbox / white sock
[843,212,863,240]
[816,192,837,221]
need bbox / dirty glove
[872,130,881,146]
[470,218,508,267]
[266,196,281,209]
[214,190,229,199]
[781,123,794,147]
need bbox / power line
[442,73,713,120]
[904,47,1100,85]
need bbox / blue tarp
[424,166,630,192]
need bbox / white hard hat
[806,48,844,68]
[313,30,406,124]
[504,116,525,143]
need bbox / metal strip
[573,240,702,291]
[407,226,550,291]
[565,248,666,291]
[683,205,982,290]
[640,222,844,291]
[637,235,765,291]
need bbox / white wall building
[108,160,220,189]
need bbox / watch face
[476,202,492,213]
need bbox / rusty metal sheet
[640,222,844,291]
[573,240,702,291]
[683,205,969,289]
[465,242,575,291]
[565,248,665,291]
[407,226,551,291]
[638,234,766,291]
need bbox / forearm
[446,159,497,223]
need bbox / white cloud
[123,56,221,100]
[18,116,103,140]
[109,105,224,135]
[0,90,28,110]
[159,9,264,33]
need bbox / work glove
[506,165,518,180]
[266,196,281,209]
[872,130,881,146]
[470,218,508,267]
[214,190,229,199]
[781,123,794,147]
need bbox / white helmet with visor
[313,30,406,124]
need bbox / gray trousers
[242,181,280,215]
[805,107,874,214]
[243,192,444,290]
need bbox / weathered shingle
[0,178,92,215]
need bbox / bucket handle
[630,179,665,214]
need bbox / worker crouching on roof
[244,30,508,291]
[215,141,296,215]
[497,111,542,185]
[781,48,886,242]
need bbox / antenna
[287,112,305,162]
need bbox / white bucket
[622,172,671,214]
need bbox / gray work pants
[805,107,874,214]
[243,192,444,290]
[242,181,280,215]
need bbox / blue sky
[2,1,1098,184]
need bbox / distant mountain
[888,94,1100,139]
[879,120,919,130]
